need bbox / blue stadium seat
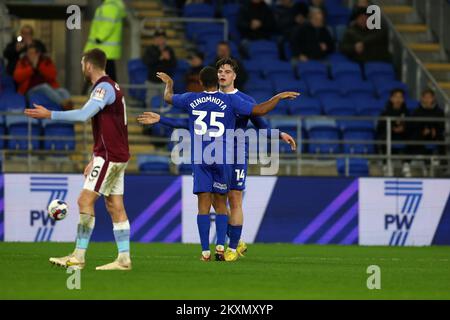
[245,78,274,93]
[341,80,374,96]
[43,122,75,151]
[337,158,369,176]
[7,121,41,150]
[175,59,190,74]
[222,3,240,41]
[308,79,341,97]
[127,59,148,102]
[183,3,214,17]
[307,125,341,154]
[406,98,419,111]
[352,97,385,116]
[365,62,395,80]
[28,92,61,111]
[248,90,273,104]
[342,129,375,154]
[330,62,362,80]
[151,95,169,110]
[327,52,350,63]
[0,75,15,93]
[272,76,308,93]
[287,97,322,115]
[297,61,328,80]
[247,40,279,59]
[264,61,294,78]
[321,97,355,116]
[243,60,264,79]
[138,155,171,173]
[373,80,408,98]
[0,125,5,149]
[0,92,26,110]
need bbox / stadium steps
[378,1,450,98]
[128,0,192,59]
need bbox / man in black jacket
[237,0,276,41]
[210,42,247,90]
[290,8,335,61]
[142,29,177,83]
[410,89,446,157]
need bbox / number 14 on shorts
[235,169,245,181]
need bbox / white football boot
[49,254,85,270]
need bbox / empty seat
[331,62,362,80]
[0,93,26,110]
[308,125,341,154]
[183,3,214,17]
[28,92,61,111]
[127,59,148,102]
[308,79,341,97]
[43,122,75,151]
[321,97,355,116]
[248,40,279,59]
[264,61,294,78]
[7,121,41,150]
[373,80,408,98]
[245,79,274,93]
[365,62,395,80]
[298,61,328,80]
[138,155,171,173]
[287,97,322,115]
[342,129,375,154]
[272,76,308,93]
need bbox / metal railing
[412,0,450,56]
[140,17,229,42]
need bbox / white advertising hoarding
[359,178,450,246]
[182,175,277,243]
[5,174,83,242]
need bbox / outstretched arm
[156,72,174,105]
[137,112,189,129]
[24,99,102,122]
[250,116,296,151]
[251,91,300,116]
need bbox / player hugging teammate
[138,60,299,262]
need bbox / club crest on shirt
[92,87,106,101]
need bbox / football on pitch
[48,199,68,221]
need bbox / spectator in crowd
[237,0,276,41]
[185,51,204,92]
[274,0,309,59]
[143,29,177,83]
[290,8,335,61]
[13,42,72,109]
[340,8,391,63]
[210,41,248,90]
[376,89,411,176]
[309,0,327,18]
[83,0,127,81]
[410,89,446,158]
[350,0,370,22]
[3,25,47,76]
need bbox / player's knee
[228,191,242,210]
[77,194,93,209]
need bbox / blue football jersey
[172,91,255,164]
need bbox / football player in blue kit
[138,67,299,261]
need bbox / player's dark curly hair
[199,66,218,88]
[216,58,239,73]
[82,48,107,70]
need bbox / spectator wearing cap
[210,42,247,90]
[185,51,204,92]
[290,8,335,62]
[237,0,276,41]
[3,25,47,76]
[143,29,177,83]
[340,7,391,63]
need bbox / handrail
[375,1,450,105]
[140,17,229,42]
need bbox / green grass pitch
[0,242,449,299]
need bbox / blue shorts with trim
[192,163,232,194]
